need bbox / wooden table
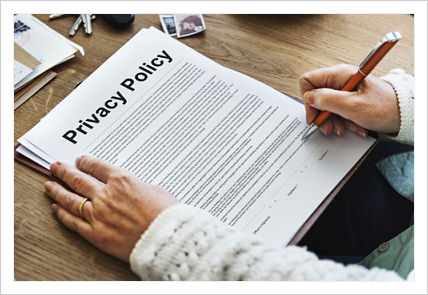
[14,14,414,280]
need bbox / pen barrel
[341,70,366,92]
[313,70,365,127]
[313,110,332,127]
[311,36,399,129]
[359,41,398,76]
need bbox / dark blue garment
[298,139,414,264]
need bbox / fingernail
[76,156,83,169]
[303,91,314,105]
[358,130,367,138]
[321,129,327,136]
[335,129,341,136]
[45,181,54,192]
[50,162,61,173]
[51,203,58,213]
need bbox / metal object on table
[69,15,83,36]
[50,14,95,36]
[49,14,64,19]
[78,14,93,35]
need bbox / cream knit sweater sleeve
[130,204,402,281]
[381,69,414,145]
[130,69,414,281]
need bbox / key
[69,15,83,36]
[49,14,64,19]
[80,14,92,35]
[84,14,92,34]
[81,14,87,31]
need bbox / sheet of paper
[19,27,375,246]
[14,60,33,86]
[14,42,41,69]
[14,14,82,90]
[14,71,57,110]
[16,145,51,170]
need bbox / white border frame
[2,1,427,294]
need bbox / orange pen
[301,31,402,140]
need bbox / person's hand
[299,64,400,137]
[45,155,179,262]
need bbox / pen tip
[301,123,316,140]
[301,125,311,140]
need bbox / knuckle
[90,205,101,220]
[298,72,312,86]
[336,63,348,69]
[298,72,315,94]
[152,184,165,194]
[94,231,112,245]
[84,201,94,219]
[151,183,160,190]
[65,194,76,211]
[53,163,64,178]
[79,156,95,172]
[56,206,65,220]
[85,209,94,222]
[71,176,81,188]
[336,63,351,71]
[298,73,307,84]
[73,219,82,232]
[48,183,60,199]
[86,161,98,175]
[110,171,131,184]
[71,175,84,191]
[79,156,88,168]
[314,90,326,105]
[337,63,358,74]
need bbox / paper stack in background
[14,41,40,86]
[14,14,84,110]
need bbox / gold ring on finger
[79,198,89,219]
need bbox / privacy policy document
[19,27,376,246]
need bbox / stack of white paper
[17,27,375,246]
[14,14,84,91]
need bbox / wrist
[380,69,414,144]
[129,204,201,280]
[382,80,401,134]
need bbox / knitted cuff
[129,205,404,281]
[380,69,414,145]
[129,204,196,280]
[129,203,318,281]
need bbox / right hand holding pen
[299,64,400,137]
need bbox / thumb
[304,88,358,120]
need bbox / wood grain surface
[14,14,414,281]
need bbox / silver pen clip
[359,32,402,68]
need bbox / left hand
[45,155,179,262]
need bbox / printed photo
[160,14,177,36]
[174,14,206,38]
